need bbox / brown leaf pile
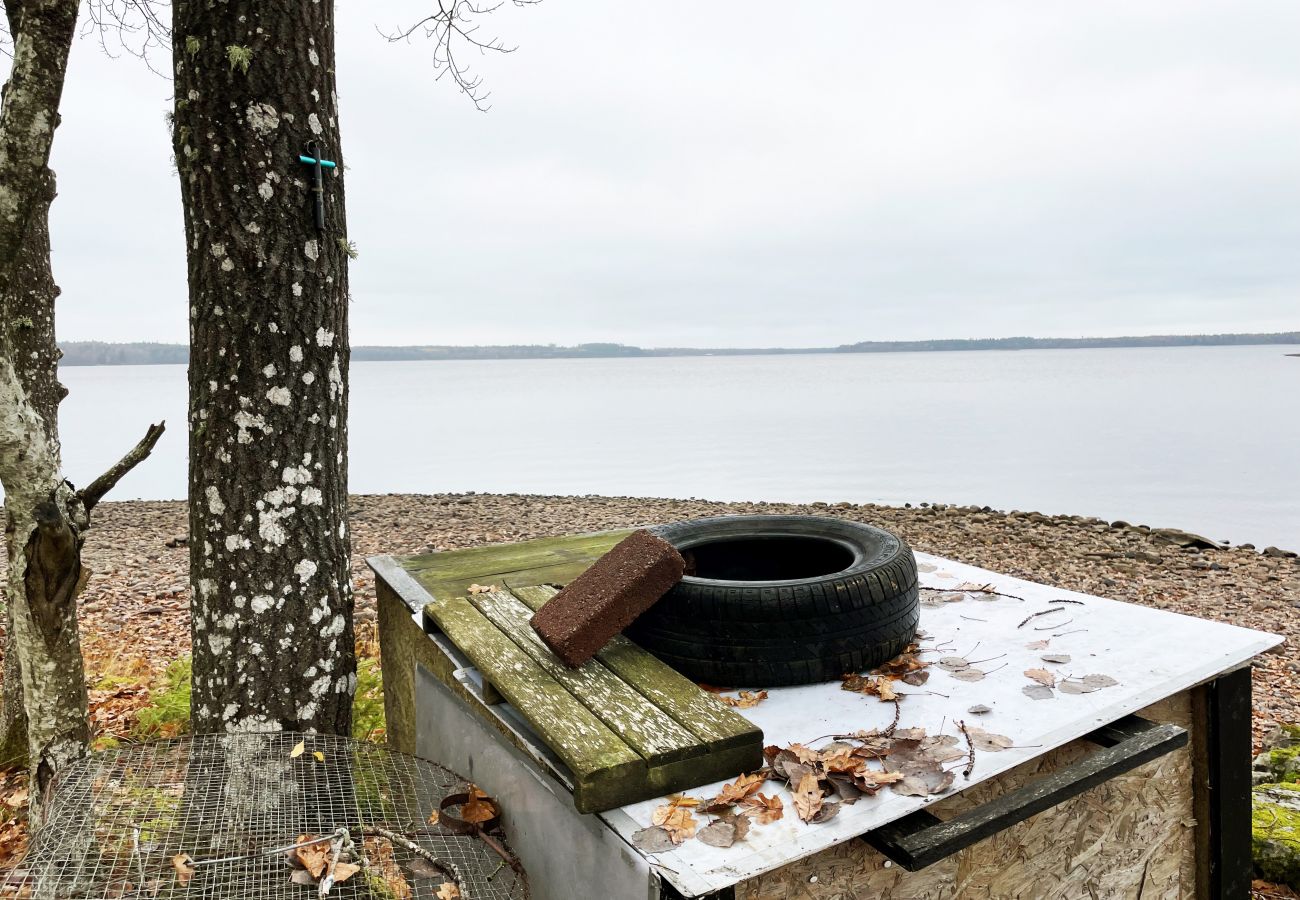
[841,642,931,701]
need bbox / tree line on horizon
[56,331,1300,366]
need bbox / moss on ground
[1253,783,1300,888]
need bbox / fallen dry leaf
[312,750,325,763]
[740,793,784,824]
[713,772,768,806]
[717,690,768,709]
[332,861,361,884]
[964,727,1013,752]
[1059,674,1119,694]
[651,802,698,843]
[1025,639,1050,650]
[792,772,824,823]
[437,883,462,900]
[631,825,678,853]
[1024,667,1056,688]
[1041,653,1072,664]
[363,836,413,900]
[1022,684,1055,700]
[289,740,305,759]
[461,786,496,824]
[172,853,196,886]
[294,837,329,879]
[467,583,498,594]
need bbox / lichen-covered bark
[0,0,86,824]
[172,1,355,734]
[0,168,62,766]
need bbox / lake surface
[55,345,1300,550]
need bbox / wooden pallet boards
[411,531,763,813]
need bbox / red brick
[530,530,684,668]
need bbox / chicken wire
[6,733,528,900]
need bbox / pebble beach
[67,492,1298,746]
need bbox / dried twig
[360,826,467,897]
[1035,617,1072,631]
[923,586,1028,602]
[957,720,977,778]
[1017,608,1069,629]
[1049,598,1085,606]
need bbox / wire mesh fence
[4,733,528,900]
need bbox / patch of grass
[134,656,192,739]
[353,655,385,742]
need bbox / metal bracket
[862,714,1189,871]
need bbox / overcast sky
[46,0,1300,347]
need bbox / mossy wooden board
[405,531,763,813]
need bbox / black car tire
[625,515,919,687]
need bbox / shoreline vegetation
[57,331,1300,366]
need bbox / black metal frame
[1206,666,1253,900]
[658,669,1254,899]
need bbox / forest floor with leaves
[0,492,1296,885]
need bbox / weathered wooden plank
[512,585,760,751]
[470,590,700,766]
[402,530,631,601]
[423,595,644,812]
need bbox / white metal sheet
[599,551,1282,897]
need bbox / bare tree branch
[76,419,164,512]
[0,2,171,71]
[383,0,540,111]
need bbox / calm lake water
[56,345,1300,550]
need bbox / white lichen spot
[304,240,319,261]
[205,486,225,514]
[301,486,323,506]
[315,327,334,346]
[289,345,304,362]
[266,386,292,406]
[262,364,277,377]
[292,283,303,298]
[198,578,216,598]
[308,48,320,66]
[251,595,274,614]
[258,510,289,546]
[302,371,315,385]
[269,322,279,333]
[224,534,250,551]
[258,178,274,201]
[294,559,318,584]
[308,113,323,135]
[282,465,312,485]
[210,243,227,258]
[208,634,231,655]
[246,101,280,136]
[220,257,235,272]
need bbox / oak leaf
[437,884,462,899]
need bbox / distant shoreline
[57,331,1300,366]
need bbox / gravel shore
[55,493,1300,747]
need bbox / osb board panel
[741,692,1196,900]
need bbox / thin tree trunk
[173,1,356,734]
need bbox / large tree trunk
[172,0,355,734]
[0,168,62,767]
